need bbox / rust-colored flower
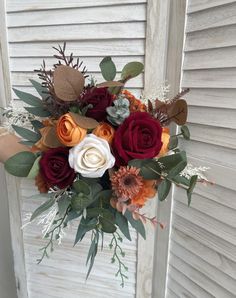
[56,113,87,146]
[111,166,143,200]
[92,122,115,144]
[158,127,170,157]
[122,90,147,112]
[35,172,49,193]
[131,180,157,207]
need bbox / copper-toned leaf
[147,99,154,114]
[41,126,63,148]
[97,81,124,88]
[53,65,85,101]
[168,99,188,125]
[69,112,99,129]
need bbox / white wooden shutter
[4,1,147,297]
[166,1,236,297]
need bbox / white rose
[69,134,115,178]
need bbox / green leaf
[4,151,36,177]
[181,125,190,140]
[19,140,35,146]
[29,79,48,99]
[74,217,97,246]
[172,174,190,187]
[95,189,113,204]
[187,175,198,206]
[73,180,90,195]
[13,88,42,107]
[86,232,99,279]
[158,151,187,171]
[12,125,40,142]
[71,193,92,211]
[128,159,161,179]
[100,217,116,233]
[27,156,41,179]
[30,198,55,221]
[58,197,71,217]
[158,179,172,201]
[124,210,146,240]
[167,160,187,179]
[115,212,131,241]
[121,62,144,80]
[99,56,116,81]
[25,106,51,117]
[31,120,44,133]
[168,136,178,150]
[87,208,115,223]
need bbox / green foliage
[158,179,172,201]
[4,151,36,177]
[12,124,41,143]
[73,180,90,195]
[31,120,44,132]
[13,88,43,107]
[29,79,48,99]
[181,125,190,140]
[99,56,116,81]
[30,197,55,221]
[124,210,146,240]
[115,212,131,241]
[168,135,178,150]
[86,230,100,279]
[167,160,187,179]
[27,156,41,179]
[57,198,71,217]
[128,159,161,179]
[25,106,51,117]
[87,208,116,234]
[121,62,144,80]
[158,151,187,171]
[74,217,97,246]
[187,175,198,206]
[71,193,93,211]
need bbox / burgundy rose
[112,112,163,166]
[39,147,76,189]
[83,87,113,121]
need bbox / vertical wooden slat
[0,0,28,297]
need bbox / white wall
[0,166,17,298]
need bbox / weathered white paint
[166,0,236,296]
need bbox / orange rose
[56,113,87,146]
[122,89,147,112]
[158,127,170,157]
[92,122,115,144]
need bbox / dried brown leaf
[69,112,99,129]
[97,81,124,88]
[168,99,188,125]
[53,65,85,101]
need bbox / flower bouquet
[0,43,205,286]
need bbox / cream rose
[68,134,115,178]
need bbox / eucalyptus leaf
[99,56,116,81]
[168,136,178,150]
[158,179,172,201]
[27,156,41,179]
[100,217,117,233]
[73,180,90,195]
[115,212,131,241]
[13,88,42,107]
[19,140,35,146]
[187,175,198,206]
[181,125,190,140]
[74,217,97,246]
[58,197,71,217]
[31,120,44,133]
[29,79,48,99]
[4,151,36,177]
[12,125,41,143]
[167,160,187,179]
[121,62,144,80]
[30,198,55,221]
[71,193,92,211]
[25,106,51,117]
[158,151,187,171]
[124,210,146,240]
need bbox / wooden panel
[187,123,236,149]
[172,229,236,280]
[9,40,145,57]
[185,88,236,109]
[172,215,236,262]
[184,47,236,69]
[169,249,236,297]
[9,56,144,72]
[7,4,146,27]
[187,0,236,13]
[182,68,236,88]
[167,277,195,298]
[7,0,147,12]
[185,24,236,51]
[186,2,236,32]
[168,266,214,298]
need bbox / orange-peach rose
[158,127,170,157]
[92,122,115,144]
[56,113,87,146]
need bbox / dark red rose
[112,112,163,166]
[39,147,76,189]
[83,87,113,121]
